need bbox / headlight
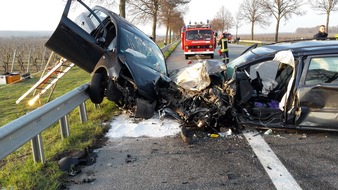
[185,46,189,49]
[209,45,213,48]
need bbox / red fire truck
[181,22,216,60]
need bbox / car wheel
[89,72,105,104]
[185,55,189,60]
[210,54,214,59]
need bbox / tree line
[89,0,338,43]
[212,0,338,42]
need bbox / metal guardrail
[0,84,90,162]
[238,40,271,46]
[161,40,180,55]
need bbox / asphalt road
[66,44,338,190]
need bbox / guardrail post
[31,134,45,163]
[59,115,70,139]
[79,102,88,123]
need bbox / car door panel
[297,55,338,130]
[45,0,105,73]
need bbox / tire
[89,72,105,104]
[210,54,214,59]
[185,55,189,60]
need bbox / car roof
[251,40,338,56]
[226,40,338,77]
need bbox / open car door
[45,0,106,73]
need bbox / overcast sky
[0,0,337,35]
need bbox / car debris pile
[157,60,237,135]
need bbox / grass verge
[0,66,118,189]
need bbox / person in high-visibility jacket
[218,33,229,63]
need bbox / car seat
[268,65,293,101]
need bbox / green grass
[163,40,180,58]
[0,42,179,189]
[0,66,118,189]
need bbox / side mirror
[214,32,218,37]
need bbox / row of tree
[89,0,337,43]
[215,0,338,42]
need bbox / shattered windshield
[119,28,166,74]
[225,51,254,80]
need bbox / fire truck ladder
[16,52,75,105]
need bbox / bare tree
[170,14,185,41]
[210,18,221,34]
[234,12,243,40]
[166,11,184,43]
[127,0,162,41]
[261,0,306,42]
[309,0,338,34]
[237,0,269,40]
[212,6,234,34]
[119,0,126,18]
[159,0,189,44]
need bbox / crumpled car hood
[170,60,226,91]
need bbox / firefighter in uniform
[218,33,229,63]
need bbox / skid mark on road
[243,129,302,190]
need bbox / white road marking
[243,129,302,190]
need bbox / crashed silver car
[46,0,338,137]
[226,40,338,131]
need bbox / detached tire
[89,72,105,104]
